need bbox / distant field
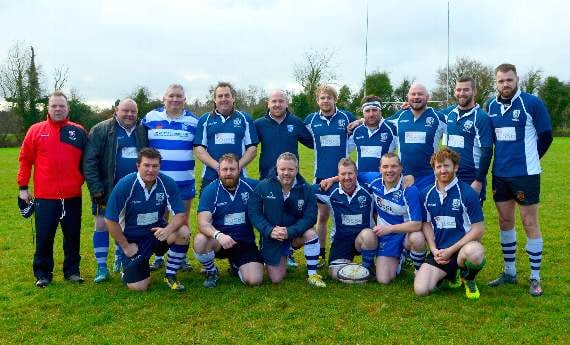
[0,139,569,344]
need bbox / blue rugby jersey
[105,172,185,238]
[349,120,397,173]
[255,112,313,179]
[388,108,446,178]
[359,172,422,242]
[443,105,493,182]
[197,177,259,243]
[487,90,552,177]
[304,109,356,180]
[114,122,138,184]
[422,177,484,249]
[142,107,198,189]
[194,110,259,181]
[314,182,374,241]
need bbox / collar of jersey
[381,175,403,194]
[214,109,236,122]
[218,178,241,202]
[454,104,480,120]
[338,181,363,203]
[115,117,135,136]
[495,88,521,113]
[136,173,157,200]
[319,109,338,121]
[436,176,459,195]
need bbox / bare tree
[52,66,69,91]
[293,49,337,98]
[520,68,543,95]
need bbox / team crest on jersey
[338,119,346,128]
[241,192,249,203]
[181,123,188,131]
[297,200,304,211]
[392,190,402,200]
[380,133,388,142]
[233,118,242,127]
[68,130,76,140]
[463,120,474,132]
[287,124,294,133]
[358,195,367,208]
[266,192,276,199]
[452,198,461,210]
[512,110,520,121]
[156,193,165,205]
[425,117,434,127]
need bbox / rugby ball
[337,263,371,284]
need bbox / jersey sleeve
[435,110,447,140]
[403,186,422,222]
[313,183,332,206]
[104,179,129,222]
[476,110,494,148]
[247,183,274,237]
[531,97,552,134]
[243,113,259,146]
[193,115,208,148]
[463,187,484,226]
[17,127,37,187]
[358,171,381,186]
[165,178,185,215]
[197,183,217,213]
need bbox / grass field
[1,139,569,344]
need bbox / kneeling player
[105,148,190,291]
[315,158,377,280]
[360,153,425,284]
[248,152,325,287]
[194,154,264,288]
[414,148,486,299]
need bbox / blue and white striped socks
[500,229,517,276]
[195,250,217,273]
[526,237,543,281]
[93,230,109,268]
[304,237,320,275]
[165,244,188,277]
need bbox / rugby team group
[16,62,553,299]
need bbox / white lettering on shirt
[341,214,363,226]
[360,145,382,158]
[434,216,457,229]
[320,135,341,147]
[121,147,138,159]
[495,127,516,141]
[215,132,236,145]
[137,212,159,226]
[447,135,465,148]
[404,131,426,144]
[224,212,246,226]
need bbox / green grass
[1,140,569,344]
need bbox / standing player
[255,90,314,268]
[142,84,198,271]
[255,90,313,179]
[105,148,190,291]
[194,154,264,288]
[83,98,148,282]
[360,153,425,283]
[194,82,259,191]
[17,91,87,287]
[486,63,553,296]
[349,95,397,173]
[388,83,446,192]
[414,148,486,299]
[248,152,325,287]
[305,85,356,266]
[443,77,493,202]
[314,158,377,280]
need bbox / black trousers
[33,197,82,280]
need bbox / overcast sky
[1,0,569,109]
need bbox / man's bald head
[267,89,289,119]
[115,98,138,129]
[407,83,429,113]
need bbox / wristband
[213,231,221,240]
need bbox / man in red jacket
[17,91,88,288]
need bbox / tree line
[1,44,569,147]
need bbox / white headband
[361,101,382,112]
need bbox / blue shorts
[376,233,405,258]
[492,174,540,205]
[216,241,263,268]
[178,184,196,201]
[120,234,169,284]
[329,234,359,263]
[414,174,436,192]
